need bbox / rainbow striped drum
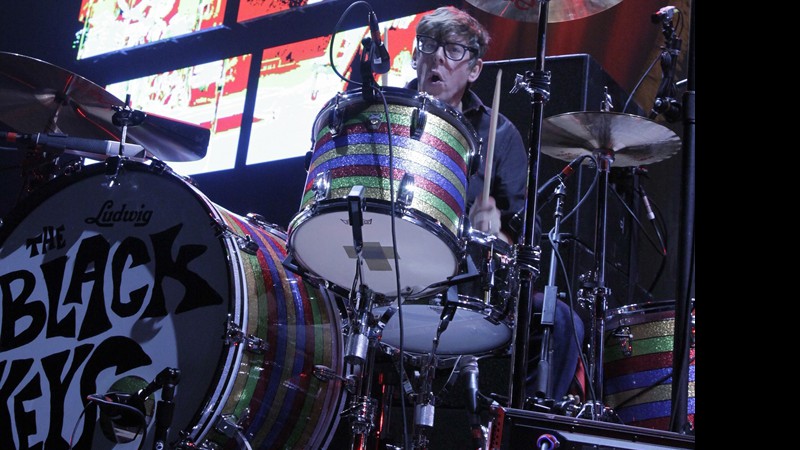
[603,300,695,431]
[287,87,480,298]
[0,160,345,449]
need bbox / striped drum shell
[603,300,695,431]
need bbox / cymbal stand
[507,0,551,408]
[578,149,616,421]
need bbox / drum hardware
[223,316,268,354]
[538,110,681,421]
[528,180,569,403]
[340,285,390,450]
[92,367,181,449]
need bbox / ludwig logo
[85,200,153,227]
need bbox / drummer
[405,6,585,405]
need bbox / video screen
[105,55,251,175]
[76,0,227,59]
[237,0,329,23]
[246,11,428,165]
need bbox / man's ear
[468,59,483,83]
[411,49,418,69]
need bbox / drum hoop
[290,197,464,253]
[604,299,693,329]
[314,86,481,158]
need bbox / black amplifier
[488,406,695,450]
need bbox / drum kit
[0,1,694,450]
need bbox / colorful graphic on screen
[237,0,329,23]
[105,56,250,176]
[246,12,426,165]
[76,0,227,59]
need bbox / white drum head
[291,207,459,297]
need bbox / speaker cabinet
[489,406,696,450]
[471,54,649,309]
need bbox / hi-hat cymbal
[540,111,680,167]
[0,52,209,162]
[465,0,623,23]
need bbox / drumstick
[482,68,502,204]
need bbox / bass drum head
[0,160,345,449]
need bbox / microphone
[368,11,390,74]
[461,356,485,449]
[94,391,149,444]
[1,131,145,157]
[537,156,584,196]
[651,6,678,23]
[347,185,365,254]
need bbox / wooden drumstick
[482,68,502,204]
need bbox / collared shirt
[407,79,529,244]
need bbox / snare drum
[0,160,345,449]
[603,300,696,431]
[287,87,480,298]
[374,232,517,361]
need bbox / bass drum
[0,159,345,449]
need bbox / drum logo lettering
[0,221,224,448]
[85,200,153,227]
[24,225,66,257]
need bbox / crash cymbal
[0,52,209,162]
[465,0,623,23]
[540,111,680,167]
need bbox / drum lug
[312,170,331,202]
[410,105,427,140]
[611,326,633,357]
[224,320,269,354]
[397,173,415,207]
[330,95,344,136]
[366,113,382,132]
[213,220,260,255]
[214,413,246,438]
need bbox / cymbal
[0,52,209,162]
[465,0,623,23]
[540,111,680,167]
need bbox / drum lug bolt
[366,113,382,132]
[224,321,269,354]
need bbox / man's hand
[469,196,509,243]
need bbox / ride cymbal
[465,0,623,23]
[0,51,209,162]
[540,111,680,167]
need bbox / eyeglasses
[416,35,477,61]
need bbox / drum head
[0,161,345,449]
[0,162,231,448]
[374,295,511,356]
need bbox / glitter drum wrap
[603,300,696,431]
[287,87,480,298]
